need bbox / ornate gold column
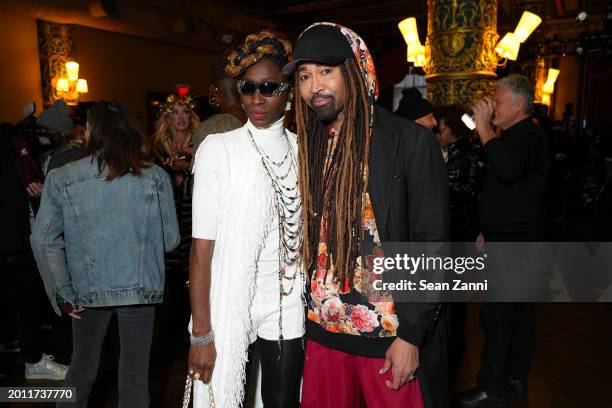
[37,20,75,106]
[425,0,499,107]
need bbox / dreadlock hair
[296,57,372,285]
[225,30,292,78]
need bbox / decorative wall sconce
[54,61,88,105]
[399,17,426,67]
[495,10,542,65]
[541,68,560,94]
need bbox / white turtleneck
[246,116,287,152]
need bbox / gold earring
[208,84,220,108]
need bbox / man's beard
[310,95,339,123]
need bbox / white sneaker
[25,354,69,380]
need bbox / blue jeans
[58,305,155,408]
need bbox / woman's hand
[188,342,217,383]
[171,158,190,173]
[26,182,43,198]
[59,303,85,320]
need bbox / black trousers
[58,305,155,408]
[245,336,303,408]
[0,251,43,363]
[477,303,535,395]
[476,230,541,396]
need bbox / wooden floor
[453,303,612,408]
[2,303,612,407]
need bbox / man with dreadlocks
[283,23,449,408]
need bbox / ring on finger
[406,374,416,382]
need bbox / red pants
[302,340,425,408]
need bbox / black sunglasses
[236,79,291,97]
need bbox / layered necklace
[247,126,304,341]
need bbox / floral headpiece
[159,93,198,116]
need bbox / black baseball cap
[282,24,354,75]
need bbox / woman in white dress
[188,31,304,408]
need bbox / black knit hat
[394,87,433,120]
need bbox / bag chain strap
[182,375,216,408]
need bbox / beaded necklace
[247,128,305,342]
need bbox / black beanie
[394,87,433,120]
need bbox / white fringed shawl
[190,126,276,408]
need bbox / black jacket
[308,106,450,408]
[368,106,449,336]
[479,118,550,238]
[0,138,31,255]
[370,106,449,408]
[447,138,484,241]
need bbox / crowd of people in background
[1,22,611,408]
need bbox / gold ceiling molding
[426,71,498,80]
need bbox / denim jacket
[30,156,180,315]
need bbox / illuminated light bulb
[414,46,426,67]
[398,18,419,45]
[56,78,69,92]
[514,11,542,43]
[65,61,79,81]
[407,41,422,62]
[76,79,88,94]
[546,68,560,84]
[495,33,521,60]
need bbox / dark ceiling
[211,0,612,55]
[217,0,428,53]
[129,0,611,56]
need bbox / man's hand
[188,342,217,383]
[473,97,493,129]
[26,182,43,198]
[379,337,419,390]
[59,303,85,320]
[472,97,497,145]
